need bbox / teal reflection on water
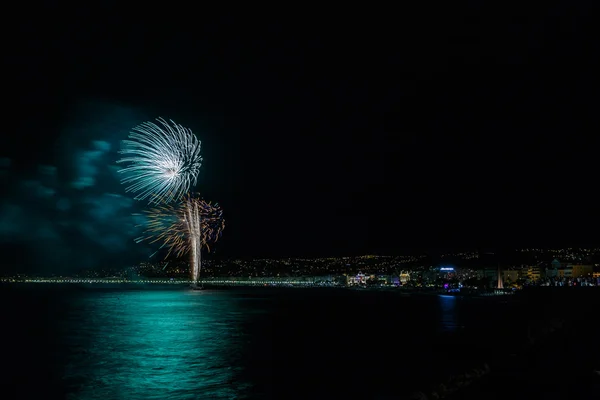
[62,289,253,399]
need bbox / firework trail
[135,194,225,283]
[117,117,202,204]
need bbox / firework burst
[117,118,202,204]
[135,194,225,282]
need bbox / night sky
[3,5,599,272]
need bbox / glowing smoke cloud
[117,118,202,204]
[135,194,225,283]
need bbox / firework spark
[117,118,202,204]
[135,194,225,282]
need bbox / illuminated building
[399,271,410,284]
[435,266,456,280]
[347,273,367,285]
[526,265,541,281]
[570,264,593,278]
[558,267,572,278]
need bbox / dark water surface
[1,286,525,399]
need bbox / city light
[2,248,598,290]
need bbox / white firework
[117,117,202,204]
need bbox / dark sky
[2,4,599,271]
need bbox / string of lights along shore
[117,117,224,288]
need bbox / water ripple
[59,289,248,399]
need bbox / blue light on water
[438,294,459,332]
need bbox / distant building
[434,266,456,280]
[347,273,367,285]
[570,264,593,278]
[545,259,561,278]
[502,270,519,283]
[399,271,410,284]
[525,265,541,281]
[558,267,573,278]
[546,268,559,278]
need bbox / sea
[0,285,587,399]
